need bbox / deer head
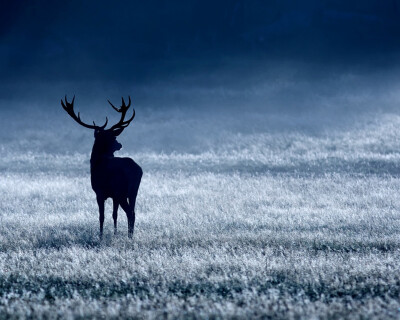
[61,96,135,156]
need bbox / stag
[61,96,142,238]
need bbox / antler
[107,96,135,135]
[61,95,108,130]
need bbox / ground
[0,104,400,319]
[1,79,400,318]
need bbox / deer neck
[90,143,114,170]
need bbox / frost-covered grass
[1,108,400,319]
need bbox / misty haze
[1,1,400,319]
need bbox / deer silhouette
[61,96,142,238]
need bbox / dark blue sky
[1,0,400,95]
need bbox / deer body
[91,151,142,237]
[91,157,141,200]
[62,96,142,238]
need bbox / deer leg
[120,199,133,238]
[128,195,138,239]
[97,197,105,239]
[127,173,141,238]
[112,199,119,235]
[125,171,142,238]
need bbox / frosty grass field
[1,82,400,318]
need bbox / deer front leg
[97,197,105,239]
[112,199,119,235]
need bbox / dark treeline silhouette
[62,96,142,238]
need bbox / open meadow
[1,76,400,319]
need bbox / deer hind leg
[120,199,134,238]
[127,194,138,238]
[126,174,142,239]
[97,196,105,239]
[112,199,119,235]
